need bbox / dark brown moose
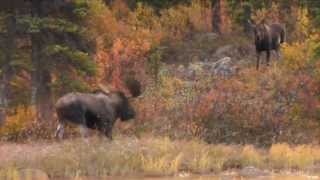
[54,78,141,140]
[250,20,286,69]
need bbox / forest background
[0,0,320,146]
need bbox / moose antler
[125,77,141,97]
[99,84,112,93]
[91,84,111,95]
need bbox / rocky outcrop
[206,57,235,77]
[175,56,237,80]
[164,33,255,80]
[213,45,234,59]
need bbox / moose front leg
[105,127,113,140]
[266,50,271,66]
[79,124,89,138]
[256,52,261,70]
[54,122,65,139]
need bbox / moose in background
[250,20,286,69]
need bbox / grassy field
[1,136,320,179]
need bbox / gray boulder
[214,45,234,58]
[179,56,236,79]
[205,57,235,77]
[239,166,269,177]
[195,32,218,42]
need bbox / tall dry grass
[1,137,320,178]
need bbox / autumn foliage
[1,0,320,146]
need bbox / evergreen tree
[0,0,96,123]
[0,3,18,124]
[212,0,231,34]
[26,0,96,123]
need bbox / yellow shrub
[282,42,309,71]
[133,2,160,30]
[188,0,212,32]
[282,34,319,71]
[291,7,312,41]
[160,0,212,38]
[252,2,280,23]
[240,145,263,167]
[269,144,320,169]
[0,106,36,140]
[160,6,190,38]
[159,76,185,110]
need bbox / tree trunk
[0,13,16,125]
[36,68,54,123]
[31,0,54,123]
[212,0,231,34]
[243,3,252,35]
